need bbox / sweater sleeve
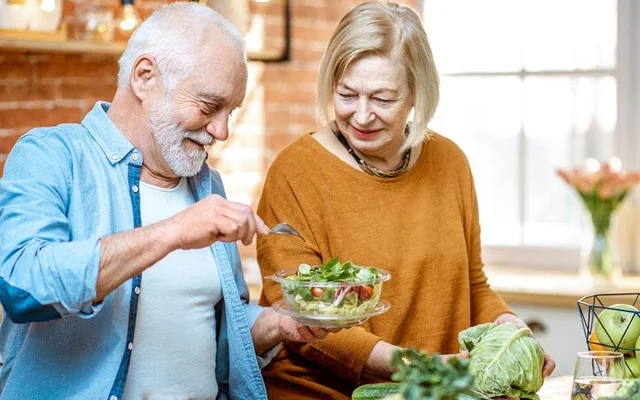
[257,156,381,384]
[465,167,513,325]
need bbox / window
[422,0,640,268]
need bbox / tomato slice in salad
[333,285,374,303]
[357,285,374,300]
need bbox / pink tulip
[577,177,593,193]
[556,169,571,184]
[598,184,614,199]
[559,159,640,204]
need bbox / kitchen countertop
[538,375,572,399]
[484,266,640,307]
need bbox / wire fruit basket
[578,293,640,378]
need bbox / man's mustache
[184,131,214,146]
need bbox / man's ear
[130,54,159,102]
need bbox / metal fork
[269,222,305,241]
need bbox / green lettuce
[289,257,380,283]
[458,322,544,399]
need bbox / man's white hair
[117,2,245,92]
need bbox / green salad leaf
[289,256,380,283]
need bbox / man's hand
[276,314,338,343]
[95,194,268,302]
[164,194,270,250]
[493,313,556,377]
[251,308,338,355]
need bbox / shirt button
[110,396,118,400]
[134,286,140,295]
[111,154,118,161]
[128,342,133,350]
[132,153,140,161]
[132,185,139,193]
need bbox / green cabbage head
[458,322,544,400]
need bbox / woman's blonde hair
[316,1,439,151]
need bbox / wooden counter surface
[538,375,573,399]
[484,266,640,308]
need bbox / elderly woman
[257,2,555,399]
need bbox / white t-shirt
[122,178,222,400]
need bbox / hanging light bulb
[118,0,140,32]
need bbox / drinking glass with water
[571,351,625,399]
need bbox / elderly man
[0,3,330,400]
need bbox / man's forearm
[94,220,177,302]
[251,308,284,355]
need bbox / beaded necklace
[330,121,411,178]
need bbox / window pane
[431,77,521,245]
[424,0,617,73]
[424,1,618,252]
[523,77,617,246]
[522,0,617,71]
[423,0,524,73]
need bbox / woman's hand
[441,351,469,362]
[493,313,556,377]
[363,342,469,381]
[251,307,338,354]
[493,312,528,329]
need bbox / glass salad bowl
[267,258,391,328]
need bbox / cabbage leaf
[458,322,544,399]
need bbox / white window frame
[419,0,640,269]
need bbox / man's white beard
[148,96,213,177]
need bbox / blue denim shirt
[0,102,268,400]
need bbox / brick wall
[0,0,417,281]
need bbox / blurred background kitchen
[0,0,639,377]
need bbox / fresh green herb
[390,348,477,400]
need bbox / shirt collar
[82,101,137,165]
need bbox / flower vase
[580,212,621,286]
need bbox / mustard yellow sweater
[257,132,512,400]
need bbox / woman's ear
[130,54,159,102]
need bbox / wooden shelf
[0,38,284,61]
[0,38,126,55]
